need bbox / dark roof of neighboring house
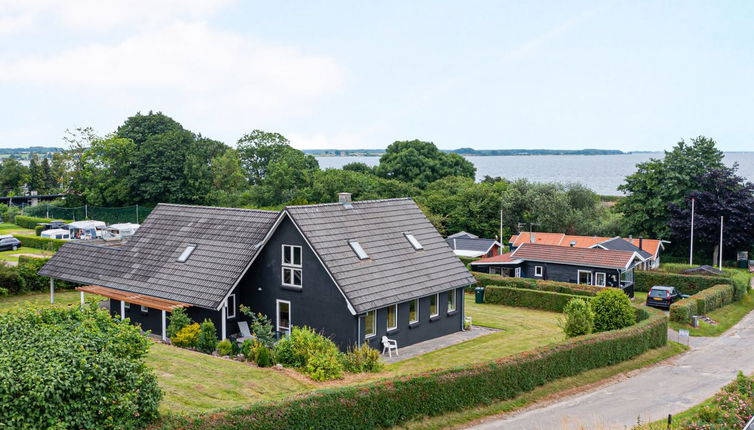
[469,252,521,265]
[509,232,665,257]
[681,265,725,276]
[447,231,478,239]
[285,198,476,313]
[39,204,278,309]
[502,242,641,270]
[445,237,499,253]
[593,237,653,260]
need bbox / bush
[0,287,7,296]
[635,270,730,295]
[171,323,200,348]
[342,343,384,373]
[473,272,600,296]
[483,286,591,312]
[13,234,67,252]
[668,298,696,324]
[216,339,233,356]
[241,339,255,361]
[669,284,736,323]
[197,319,218,354]
[274,326,344,381]
[14,215,59,229]
[239,306,276,348]
[255,345,273,368]
[0,264,22,295]
[728,270,751,301]
[561,298,594,338]
[173,308,667,430]
[166,308,192,339]
[591,288,636,332]
[0,204,20,224]
[34,225,45,236]
[0,305,161,429]
[671,372,754,429]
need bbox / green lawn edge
[398,342,689,430]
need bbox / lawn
[0,222,34,235]
[147,343,313,415]
[385,295,563,376]
[0,246,53,263]
[0,289,105,312]
[669,291,754,337]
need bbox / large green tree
[617,136,724,238]
[79,135,137,206]
[304,169,418,204]
[0,158,29,196]
[375,140,476,188]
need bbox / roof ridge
[518,242,636,255]
[155,203,278,214]
[284,197,413,209]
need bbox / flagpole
[719,216,724,269]
[689,198,695,266]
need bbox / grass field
[669,291,754,337]
[0,246,53,263]
[0,222,34,235]
[0,290,105,312]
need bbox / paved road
[468,310,754,430]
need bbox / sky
[1,1,753,151]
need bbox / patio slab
[382,325,499,364]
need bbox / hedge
[473,272,601,297]
[635,270,730,295]
[12,234,67,252]
[34,225,45,236]
[669,284,736,323]
[164,307,667,430]
[14,215,60,229]
[481,286,590,312]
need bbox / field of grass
[148,343,313,415]
[0,246,53,263]
[0,289,105,312]
[0,223,34,235]
[669,291,754,337]
[384,295,563,376]
[400,342,689,430]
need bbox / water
[315,152,754,195]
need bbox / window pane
[448,290,456,312]
[409,300,418,323]
[387,305,397,329]
[293,269,302,286]
[283,268,292,285]
[278,302,290,330]
[365,311,375,337]
[283,246,291,264]
[430,295,438,316]
[293,246,302,265]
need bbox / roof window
[404,233,423,250]
[177,244,196,263]
[348,240,369,260]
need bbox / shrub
[342,343,384,373]
[483,286,591,312]
[13,234,67,251]
[591,288,636,332]
[635,270,730,295]
[274,326,344,381]
[0,287,7,296]
[171,323,200,348]
[241,339,255,361]
[255,345,273,368]
[669,298,696,324]
[34,225,45,236]
[473,272,600,296]
[14,215,59,229]
[0,264,21,295]
[239,306,276,348]
[0,305,161,429]
[216,339,233,356]
[561,298,594,338]
[0,204,20,224]
[676,372,754,429]
[16,256,53,293]
[197,319,218,354]
[669,284,736,323]
[728,270,751,301]
[166,308,192,339]
[174,308,667,429]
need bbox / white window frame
[577,270,593,285]
[140,305,148,313]
[514,267,522,278]
[447,289,457,313]
[409,299,419,324]
[276,299,291,334]
[430,294,439,318]
[534,265,543,277]
[595,272,607,287]
[226,294,236,318]
[386,304,398,331]
[364,310,376,338]
[281,244,303,288]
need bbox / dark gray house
[445,231,503,258]
[39,194,475,350]
[469,242,642,297]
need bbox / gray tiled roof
[597,237,653,260]
[40,204,278,309]
[285,198,476,313]
[445,237,498,253]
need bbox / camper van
[67,221,106,240]
[41,229,71,240]
[101,223,140,241]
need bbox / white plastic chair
[381,336,398,357]
[236,321,255,344]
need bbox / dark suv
[646,286,687,309]
[0,236,20,252]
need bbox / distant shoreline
[307,149,655,157]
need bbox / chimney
[530,232,536,243]
[338,192,353,208]
[639,238,643,251]
[570,240,576,247]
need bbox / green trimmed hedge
[669,284,736,323]
[14,215,56,229]
[12,234,67,252]
[635,270,730,295]
[34,225,45,236]
[483,286,591,312]
[166,307,667,430]
[473,273,600,297]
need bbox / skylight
[404,233,423,250]
[348,240,369,260]
[177,244,196,263]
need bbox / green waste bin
[475,286,485,304]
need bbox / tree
[668,166,754,261]
[374,140,475,188]
[303,169,418,204]
[41,157,56,193]
[27,155,44,193]
[342,162,374,174]
[617,136,724,238]
[79,135,137,206]
[116,111,182,146]
[0,158,29,195]
[591,289,636,332]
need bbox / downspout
[357,314,361,346]
[460,287,465,331]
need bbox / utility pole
[719,216,724,269]
[499,208,503,255]
[689,198,695,266]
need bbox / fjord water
[315,152,754,196]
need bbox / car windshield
[649,289,669,298]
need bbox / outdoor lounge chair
[381,336,398,357]
[236,321,255,344]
